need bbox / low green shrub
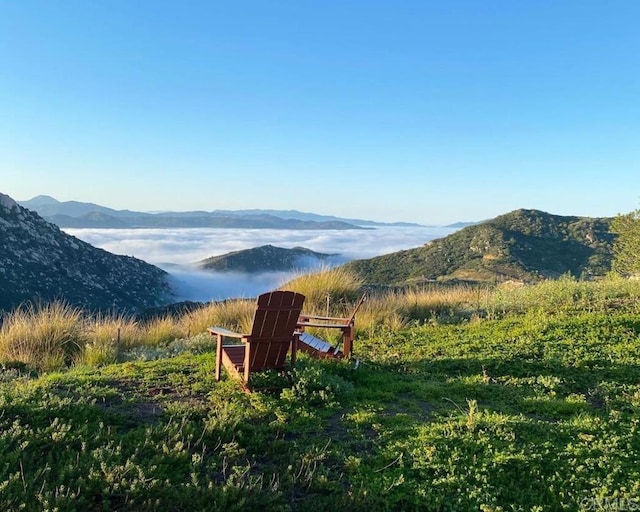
[282,362,354,406]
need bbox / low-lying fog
[64,226,457,302]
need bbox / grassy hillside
[344,209,614,285]
[1,276,640,510]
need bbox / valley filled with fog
[64,226,457,302]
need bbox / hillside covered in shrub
[344,209,614,285]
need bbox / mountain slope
[344,209,615,285]
[196,245,337,273]
[0,193,172,313]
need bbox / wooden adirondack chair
[209,290,305,388]
[296,293,367,359]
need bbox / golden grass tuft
[81,314,141,366]
[398,285,491,317]
[346,284,491,334]
[180,299,256,335]
[281,266,364,312]
[85,314,142,348]
[142,315,187,346]
[0,302,84,371]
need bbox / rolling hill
[196,245,337,273]
[344,209,615,285]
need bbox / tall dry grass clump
[281,266,364,313]
[142,315,188,346]
[0,302,84,371]
[398,285,489,319]
[180,299,256,335]
[353,284,492,334]
[82,314,141,366]
[85,314,142,348]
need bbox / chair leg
[243,343,251,385]
[343,325,354,358]
[291,334,298,368]
[215,334,223,381]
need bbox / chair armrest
[298,314,350,323]
[297,321,351,329]
[208,326,246,339]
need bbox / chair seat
[221,345,246,372]
[295,292,366,359]
[299,332,336,354]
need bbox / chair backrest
[346,292,368,324]
[248,290,305,371]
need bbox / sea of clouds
[64,226,457,302]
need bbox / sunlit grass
[3,275,640,373]
[350,284,490,335]
[85,313,142,348]
[487,273,640,317]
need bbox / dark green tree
[611,209,640,276]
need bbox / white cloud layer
[64,226,456,302]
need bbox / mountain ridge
[18,196,415,229]
[43,212,364,230]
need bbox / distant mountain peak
[0,192,19,211]
[27,195,61,205]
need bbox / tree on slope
[611,209,640,276]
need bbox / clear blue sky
[1,1,639,224]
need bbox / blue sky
[1,1,639,225]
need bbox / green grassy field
[1,276,640,510]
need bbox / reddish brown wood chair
[209,290,305,388]
[296,293,367,359]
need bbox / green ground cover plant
[1,275,640,510]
